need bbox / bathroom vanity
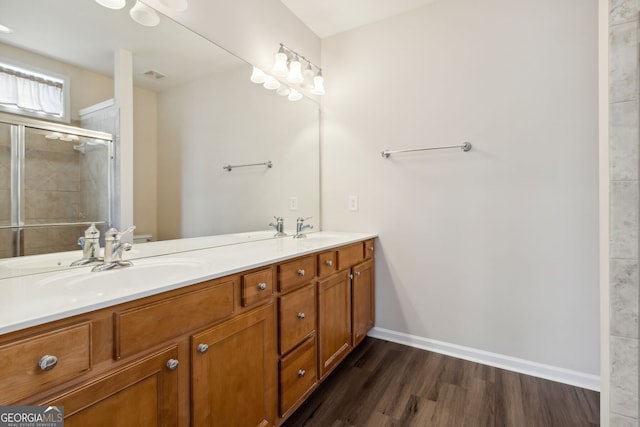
[0,232,375,426]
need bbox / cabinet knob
[38,355,58,371]
[166,359,179,371]
[368,246,374,252]
[297,269,305,276]
[298,369,306,377]
[325,260,333,266]
[197,343,209,354]
[257,282,267,291]
[349,274,354,280]
[355,271,361,276]
[297,312,305,319]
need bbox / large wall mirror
[0,0,320,279]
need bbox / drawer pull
[257,282,267,291]
[297,312,305,320]
[297,269,305,276]
[38,355,58,371]
[197,343,209,354]
[298,369,306,377]
[166,359,179,371]
[325,260,333,266]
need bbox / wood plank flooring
[282,338,599,427]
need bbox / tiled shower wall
[0,121,111,257]
[610,1,640,425]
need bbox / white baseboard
[367,327,600,392]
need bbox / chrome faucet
[293,217,313,239]
[71,223,103,266]
[269,216,287,237]
[92,226,135,272]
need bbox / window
[0,60,70,122]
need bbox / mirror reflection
[0,0,320,279]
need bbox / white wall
[156,63,319,240]
[321,0,600,376]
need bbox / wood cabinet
[276,260,318,419]
[352,259,374,346]
[0,238,374,427]
[318,270,352,379]
[41,346,179,427]
[191,303,276,427]
[0,322,91,405]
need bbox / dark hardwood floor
[282,338,599,427]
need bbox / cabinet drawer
[0,322,91,404]
[278,284,316,355]
[279,335,317,418]
[242,268,274,307]
[278,255,315,292]
[337,242,364,270]
[114,279,234,359]
[364,239,375,259]
[317,250,337,278]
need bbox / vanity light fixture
[271,46,289,77]
[250,67,267,84]
[276,85,291,97]
[287,55,304,84]
[95,0,165,27]
[263,75,280,90]
[310,70,325,96]
[269,43,325,96]
[251,43,325,101]
[287,88,303,102]
[129,1,160,27]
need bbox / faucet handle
[296,216,312,222]
[105,225,136,240]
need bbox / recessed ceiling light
[0,24,14,34]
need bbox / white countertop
[0,231,376,335]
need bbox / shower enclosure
[0,112,114,258]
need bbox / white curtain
[0,66,64,116]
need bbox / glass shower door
[0,114,113,258]
[0,122,12,258]
[22,127,112,256]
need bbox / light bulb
[129,1,160,26]
[250,67,266,84]
[287,55,304,84]
[263,75,280,90]
[288,88,303,101]
[95,0,126,9]
[310,71,325,95]
[271,46,289,77]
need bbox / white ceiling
[279,0,438,38]
[0,0,243,92]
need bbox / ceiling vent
[142,69,167,79]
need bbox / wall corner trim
[368,327,600,392]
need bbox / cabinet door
[352,260,374,346]
[317,271,351,379]
[192,303,276,427]
[42,346,178,427]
